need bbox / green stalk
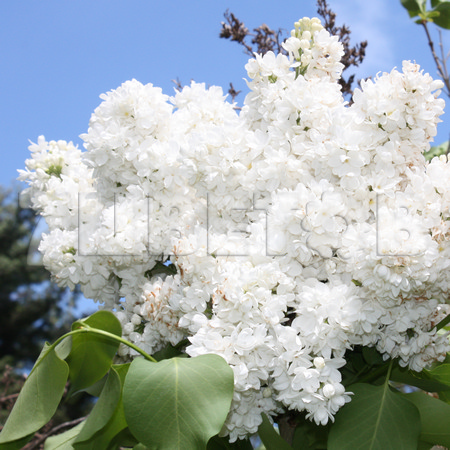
[72,325,158,362]
[435,313,450,331]
[32,325,158,375]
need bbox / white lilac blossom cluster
[19,17,450,442]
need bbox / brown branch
[219,10,286,57]
[22,416,86,450]
[316,0,367,99]
[0,392,19,403]
[171,77,183,92]
[220,1,367,102]
[422,22,450,98]
[438,30,450,85]
[227,83,241,104]
[220,10,253,55]
[421,20,450,95]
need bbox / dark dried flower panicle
[219,0,367,100]
[171,77,183,92]
[250,23,285,56]
[227,83,241,104]
[316,0,367,98]
[220,10,285,57]
[220,11,253,54]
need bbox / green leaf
[123,354,234,450]
[83,374,108,397]
[362,347,384,367]
[417,442,433,450]
[0,434,35,450]
[390,366,450,392]
[434,1,450,28]
[207,434,253,449]
[106,427,139,449]
[73,368,122,445]
[0,343,69,446]
[73,364,130,450]
[151,343,186,361]
[44,421,85,449]
[292,425,312,450]
[349,350,366,373]
[401,0,426,17]
[404,391,450,447]
[424,141,449,160]
[425,363,450,386]
[55,336,73,360]
[66,311,122,395]
[426,141,450,159]
[291,416,330,450]
[327,383,421,450]
[438,389,450,404]
[258,414,293,450]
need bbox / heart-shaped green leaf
[328,383,421,450]
[123,354,234,450]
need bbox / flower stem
[52,326,157,363]
[435,313,450,331]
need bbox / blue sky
[2,0,450,187]
[3,0,450,315]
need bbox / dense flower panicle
[19,18,450,441]
[18,137,96,230]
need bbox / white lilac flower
[19,16,450,441]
